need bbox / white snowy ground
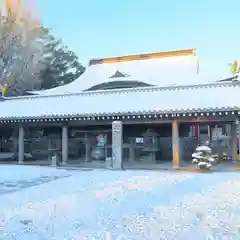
[0,166,240,239]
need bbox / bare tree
[0,0,48,96]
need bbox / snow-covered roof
[30,48,201,96]
[1,81,240,121]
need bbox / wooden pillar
[18,124,24,163]
[62,125,68,165]
[172,120,180,168]
[231,122,238,162]
[48,139,52,163]
[129,138,135,163]
[234,120,240,161]
[238,121,240,161]
[12,128,18,156]
[214,124,218,140]
[84,132,89,163]
[208,125,212,140]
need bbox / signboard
[113,124,121,133]
[112,121,123,169]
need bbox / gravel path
[0,168,240,240]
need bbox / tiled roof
[1,82,240,120]
[29,51,199,96]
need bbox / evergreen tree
[39,37,85,90]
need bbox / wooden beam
[90,48,195,65]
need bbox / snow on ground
[0,165,240,239]
[0,165,71,195]
[0,165,70,182]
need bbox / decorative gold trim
[90,48,195,65]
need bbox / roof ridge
[89,48,195,66]
[5,81,240,101]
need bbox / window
[199,125,209,135]
[85,81,154,91]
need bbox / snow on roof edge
[9,80,240,101]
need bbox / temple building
[0,48,239,169]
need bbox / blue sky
[37,0,240,78]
